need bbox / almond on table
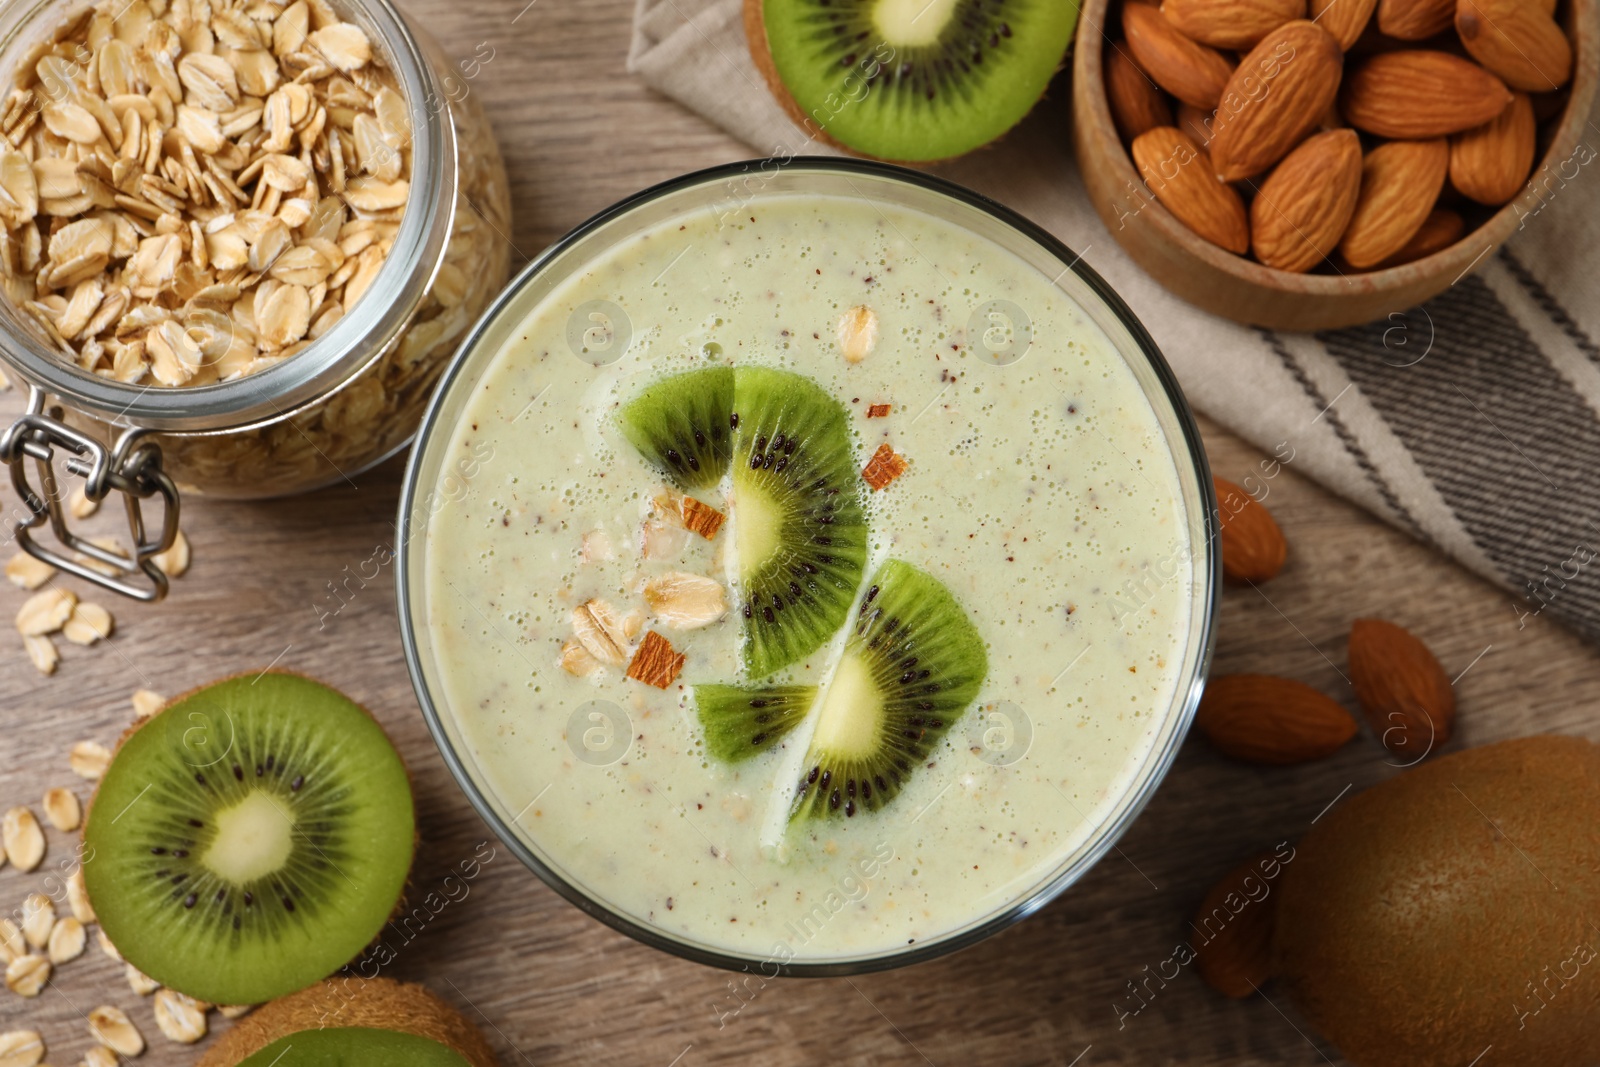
[1347,618,1455,758]
[1214,476,1287,581]
[1196,674,1359,764]
[1193,851,1283,997]
[1132,127,1250,253]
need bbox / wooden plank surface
[2,1,1598,1065]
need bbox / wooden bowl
[1071,0,1599,330]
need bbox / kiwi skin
[1275,735,1600,1067]
[81,670,419,1001]
[196,978,499,1067]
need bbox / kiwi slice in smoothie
[619,366,867,678]
[695,684,817,761]
[791,559,987,819]
[731,366,868,678]
[83,672,415,1007]
[197,977,498,1067]
[618,366,734,491]
[745,0,1078,162]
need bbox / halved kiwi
[83,672,415,1007]
[617,366,734,492]
[791,559,987,819]
[695,684,817,761]
[731,366,868,678]
[745,0,1079,162]
[197,977,498,1067]
[617,366,867,679]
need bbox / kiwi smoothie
[417,188,1201,963]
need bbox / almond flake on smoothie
[626,630,686,689]
[680,497,725,540]
[866,403,891,418]
[862,442,908,490]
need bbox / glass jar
[0,0,511,599]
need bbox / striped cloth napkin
[627,0,1600,642]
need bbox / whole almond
[1162,0,1305,49]
[1194,851,1282,997]
[1339,139,1449,268]
[1209,21,1343,182]
[1374,208,1466,267]
[1106,47,1173,141]
[1450,92,1535,205]
[1342,51,1512,137]
[1309,0,1378,49]
[1123,2,1237,108]
[1196,675,1360,764]
[1251,129,1363,272]
[1132,127,1250,253]
[1348,618,1455,758]
[1456,0,1571,92]
[1215,476,1287,580]
[1377,0,1454,39]
[1177,101,1223,148]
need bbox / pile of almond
[1106,0,1572,271]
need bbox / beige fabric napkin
[629,0,1600,642]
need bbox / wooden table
[4,2,1599,1064]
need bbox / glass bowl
[397,158,1220,976]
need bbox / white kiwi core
[872,0,960,47]
[809,652,885,759]
[201,790,296,883]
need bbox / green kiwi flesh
[755,0,1078,162]
[731,366,868,678]
[695,684,817,761]
[83,672,415,1007]
[238,1029,471,1067]
[617,366,734,492]
[792,558,987,819]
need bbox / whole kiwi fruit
[1276,735,1600,1067]
[198,977,499,1066]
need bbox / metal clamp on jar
[0,0,512,600]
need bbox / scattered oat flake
[83,1046,117,1067]
[3,810,44,872]
[20,894,53,950]
[23,635,57,676]
[16,587,75,636]
[68,484,98,519]
[3,554,53,591]
[571,599,628,666]
[681,497,726,540]
[67,868,95,924]
[838,305,878,363]
[152,530,190,577]
[643,573,728,630]
[132,689,166,719]
[42,788,80,832]
[97,928,121,962]
[125,963,159,996]
[70,740,112,780]
[0,1030,43,1067]
[46,916,84,965]
[4,955,49,997]
[626,630,686,689]
[88,1005,144,1057]
[0,922,20,965]
[62,601,114,646]
[217,1004,254,1020]
[862,443,908,490]
[154,988,208,1043]
[866,403,891,418]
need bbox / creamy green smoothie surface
[420,190,1198,961]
